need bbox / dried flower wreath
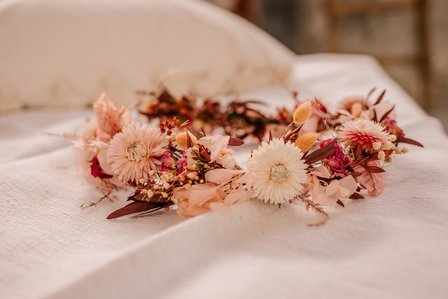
[73,89,422,226]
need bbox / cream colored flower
[107,122,167,182]
[247,139,308,204]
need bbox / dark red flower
[90,156,113,179]
[320,139,352,177]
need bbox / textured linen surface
[1,54,447,299]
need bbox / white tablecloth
[1,54,447,299]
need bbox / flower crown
[74,89,422,226]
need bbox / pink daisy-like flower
[106,123,168,182]
[339,119,389,150]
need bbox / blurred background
[207,0,447,130]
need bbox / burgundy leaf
[366,87,377,100]
[304,140,335,165]
[228,137,244,146]
[107,201,169,220]
[379,104,395,123]
[374,90,386,105]
[129,193,146,202]
[90,156,113,179]
[363,165,385,173]
[283,123,304,142]
[351,172,363,178]
[186,128,204,139]
[186,131,194,148]
[198,145,211,161]
[396,136,424,147]
[349,192,365,200]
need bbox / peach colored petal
[224,189,253,205]
[93,93,131,142]
[189,183,226,206]
[215,151,237,169]
[335,175,358,198]
[310,175,358,206]
[354,160,385,196]
[205,169,245,185]
[311,166,331,179]
[198,135,229,161]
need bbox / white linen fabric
[0,0,294,111]
[1,54,448,299]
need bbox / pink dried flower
[94,93,131,142]
[339,119,389,150]
[106,122,168,183]
[160,152,175,171]
[176,151,187,174]
[320,139,352,177]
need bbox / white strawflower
[247,139,308,204]
[107,122,167,182]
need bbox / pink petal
[198,135,230,161]
[354,161,386,196]
[93,93,131,141]
[205,169,245,185]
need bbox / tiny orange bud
[175,131,188,149]
[295,132,321,152]
[350,102,363,118]
[293,101,312,124]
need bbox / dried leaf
[397,136,424,147]
[300,197,329,227]
[363,164,385,173]
[373,109,378,122]
[379,104,395,123]
[349,192,365,200]
[366,87,377,100]
[374,90,386,105]
[186,128,204,139]
[283,123,304,142]
[304,140,335,165]
[107,201,169,219]
[228,137,244,146]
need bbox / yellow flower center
[126,141,147,162]
[269,163,290,183]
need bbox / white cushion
[0,0,295,111]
